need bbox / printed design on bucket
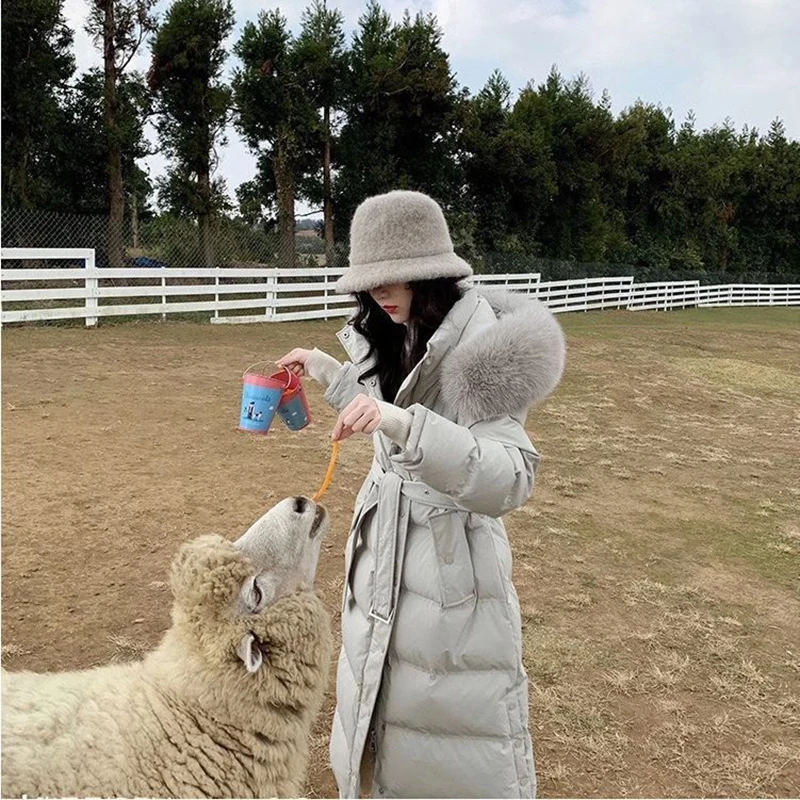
[277,380,311,431]
[238,365,311,435]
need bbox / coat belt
[341,464,471,797]
[347,462,467,625]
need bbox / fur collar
[440,288,567,420]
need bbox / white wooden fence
[1,248,798,327]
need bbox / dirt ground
[2,307,799,798]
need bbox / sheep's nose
[293,496,308,514]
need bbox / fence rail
[1,249,798,327]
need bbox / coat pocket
[427,510,475,608]
[342,499,377,613]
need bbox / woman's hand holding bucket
[276,348,312,377]
[276,348,383,441]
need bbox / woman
[278,190,566,799]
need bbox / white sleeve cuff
[375,400,413,447]
[305,348,342,388]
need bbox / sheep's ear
[236,633,263,673]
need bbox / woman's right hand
[276,348,312,377]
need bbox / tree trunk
[198,211,214,266]
[131,192,139,249]
[102,0,125,267]
[13,143,31,209]
[323,104,335,266]
[274,145,295,267]
[197,163,214,266]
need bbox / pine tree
[294,0,347,265]
[149,0,234,266]
[87,0,156,265]
[335,3,461,239]
[1,0,74,208]
[233,9,318,265]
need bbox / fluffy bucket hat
[335,190,473,294]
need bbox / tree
[662,118,744,274]
[608,101,676,268]
[461,70,554,255]
[294,0,347,265]
[510,68,617,262]
[50,69,153,217]
[236,154,277,227]
[335,3,461,240]
[1,0,74,208]
[334,1,397,227]
[728,119,800,276]
[149,0,234,266]
[87,0,156,265]
[391,10,461,197]
[232,10,318,264]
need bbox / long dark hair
[351,277,464,401]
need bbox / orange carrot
[312,440,341,502]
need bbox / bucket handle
[242,363,297,389]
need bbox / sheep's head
[169,496,329,675]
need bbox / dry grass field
[2,306,798,797]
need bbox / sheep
[1,495,334,799]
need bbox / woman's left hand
[332,395,382,441]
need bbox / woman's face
[369,282,414,324]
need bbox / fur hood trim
[440,288,566,420]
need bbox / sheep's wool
[1,534,333,799]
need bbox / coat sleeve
[305,347,370,411]
[322,362,369,411]
[389,404,540,518]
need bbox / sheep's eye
[251,579,263,609]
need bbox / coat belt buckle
[368,605,394,625]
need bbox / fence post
[161,265,167,322]
[265,271,277,320]
[324,269,330,320]
[214,269,220,320]
[84,250,98,328]
[629,277,636,310]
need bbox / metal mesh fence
[2,207,795,285]
[0,207,338,269]
[471,251,797,285]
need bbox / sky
[63,0,800,216]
